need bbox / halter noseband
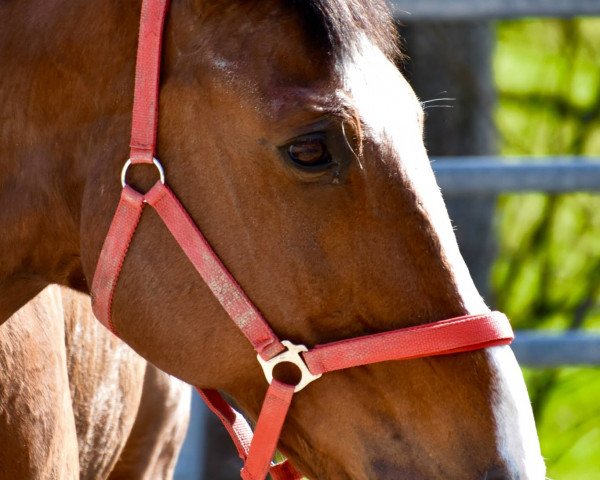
[91,1,514,479]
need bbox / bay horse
[1,0,546,478]
[0,285,190,479]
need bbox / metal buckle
[257,340,322,393]
[121,158,166,188]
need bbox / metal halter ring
[121,158,166,188]
[257,340,322,393]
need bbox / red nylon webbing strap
[196,388,253,458]
[303,311,513,376]
[91,181,285,360]
[269,460,304,480]
[90,182,297,479]
[144,183,285,360]
[130,0,170,164]
[91,186,144,333]
[197,388,302,480]
[240,381,296,480]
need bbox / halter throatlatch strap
[241,381,296,480]
[91,187,144,333]
[91,1,515,479]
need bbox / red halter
[91,1,514,479]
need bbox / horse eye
[287,139,331,167]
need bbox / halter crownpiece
[91,1,514,478]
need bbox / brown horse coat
[0,286,190,479]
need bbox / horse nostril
[484,466,514,480]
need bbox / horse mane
[284,0,399,60]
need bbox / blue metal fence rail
[513,331,600,367]
[390,0,600,20]
[432,157,600,193]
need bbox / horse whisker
[420,97,455,104]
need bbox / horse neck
[0,1,142,320]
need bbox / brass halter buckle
[257,340,322,393]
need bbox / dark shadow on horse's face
[76,1,545,478]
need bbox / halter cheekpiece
[91,1,514,479]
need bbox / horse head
[0,0,545,478]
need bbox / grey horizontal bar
[512,331,600,366]
[431,157,600,194]
[391,0,600,20]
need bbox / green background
[494,18,600,480]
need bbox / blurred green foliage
[494,18,600,479]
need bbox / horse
[0,0,546,478]
[0,285,190,479]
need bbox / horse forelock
[281,0,400,61]
[194,0,400,62]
